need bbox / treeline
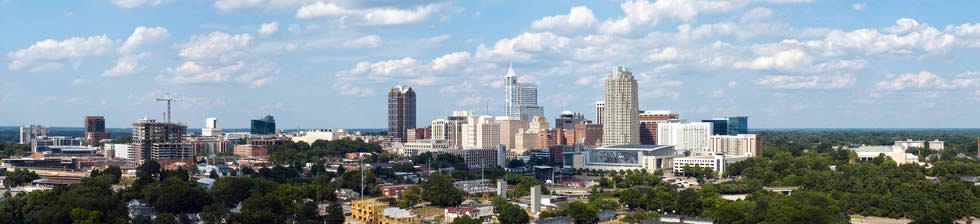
[268,138,383,165]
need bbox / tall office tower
[19,124,49,144]
[387,86,417,143]
[131,118,187,163]
[84,116,110,145]
[702,118,728,135]
[250,115,276,135]
[638,110,680,145]
[594,101,605,125]
[504,65,544,121]
[657,122,712,153]
[727,116,749,135]
[601,66,640,146]
[554,111,586,130]
[431,111,472,149]
[496,116,528,151]
[202,117,223,137]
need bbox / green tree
[421,173,466,206]
[70,208,102,224]
[450,215,482,224]
[324,201,345,224]
[566,201,599,224]
[153,213,179,224]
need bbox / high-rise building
[432,111,472,149]
[250,115,276,135]
[202,117,222,137]
[131,118,187,163]
[709,134,761,157]
[702,118,728,136]
[554,111,586,130]
[462,115,499,149]
[601,66,639,146]
[727,116,749,135]
[529,116,549,133]
[84,116,110,145]
[594,101,605,125]
[657,122,713,153]
[19,124,49,144]
[496,117,528,151]
[583,123,603,147]
[638,110,680,145]
[387,86,417,143]
[504,65,544,122]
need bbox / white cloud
[457,96,492,107]
[531,6,597,32]
[8,35,113,71]
[107,0,170,8]
[120,26,169,54]
[178,32,253,61]
[709,89,724,98]
[546,94,574,107]
[756,74,855,89]
[335,83,375,96]
[258,22,279,37]
[475,32,570,61]
[214,0,308,12]
[598,0,807,35]
[734,48,810,70]
[728,80,737,87]
[648,47,680,61]
[342,35,382,48]
[873,71,978,91]
[739,7,773,23]
[803,18,958,56]
[339,57,418,82]
[72,78,88,86]
[852,3,866,11]
[296,2,445,25]
[416,34,451,44]
[104,53,149,76]
[431,52,470,71]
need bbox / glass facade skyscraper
[504,64,543,121]
[702,118,728,136]
[250,115,276,135]
[727,116,749,135]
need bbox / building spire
[506,62,516,78]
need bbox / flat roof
[851,146,894,153]
[596,145,673,150]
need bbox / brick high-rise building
[638,111,679,145]
[602,66,640,146]
[387,86,416,143]
[85,116,110,145]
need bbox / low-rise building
[401,139,448,156]
[672,153,749,176]
[379,184,421,198]
[380,207,417,224]
[568,145,682,174]
[850,145,917,164]
[352,199,389,224]
[234,144,268,157]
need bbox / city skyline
[3,1,980,129]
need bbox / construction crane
[154,93,206,123]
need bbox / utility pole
[360,157,365,199]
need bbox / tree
[450,215,482,224]
[421,173,466,206]
[137,160,162,178]
[397,187,422,208]
[3,168,40,187]
[294,201,323,224]
[566,201,599,224]
[143,177,212,214]
[70,208,102,224]
[131,216,152,224]
[497,202,530,224]
[201,204,229,224]
[153,213,179,224]
[324,201,345,224]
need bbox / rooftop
[597,145,674,150]
[851,145,895,153]
[382,208,413,218]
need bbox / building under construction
[131,118,188,164]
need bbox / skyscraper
[602,66,639,146]
[504,65,544,121]
[727,116,749,135]
[702,118,728,136]
[638,110,680,145]
[250,115,276,135]
[84,116,110,145]
[554,111,586,130]
[387,86,417,143]
[594,101,605,125]
[19,124,49,144]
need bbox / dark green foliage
[421,173,466,206]
[269,138,382,165]
[566,201,599,224]
[143,177,211,214]
[450,215,482,224]
[324,201,345,224]
[2,168,40,187]
[494,196,530,224]
[152,213,179,224]
[90,166,122,183]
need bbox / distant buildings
[602,66,640,146]
[432,111,472,149]
[638,110,679,145]
[401,139,449,156]
[701,116,750,136]
[31,136,82,153]
[673,153,747,176]
[894,139,944,151]
[554,111,585,130]
[378,184,421,197]
[84,116,110,145]
[250,115,276,135]
[462,115,499,149]
[131,117,187,163]
[594,101,604,125]
[658,122,712,153]
[709,134,761,157]
[504,65,544,122]
[202,117,222,137]
[849,145,917,164]
[565,145,681,174]
[19,124,49,144]
[387,86,416,143]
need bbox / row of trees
[268,138,383,165]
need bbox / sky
[1,0,979,129]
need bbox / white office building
[202,118,222,137]
[462,115,500,149]
[291,129,350,143]
[602,66,640,146]
[107,143,132,160]
[594,101,604,125]
[432,111,472,149]
[19,124,49,144]
[673,153,748,176]
[402,139,449,156]
[658,122,713,153]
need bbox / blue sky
[2,0,979,129]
